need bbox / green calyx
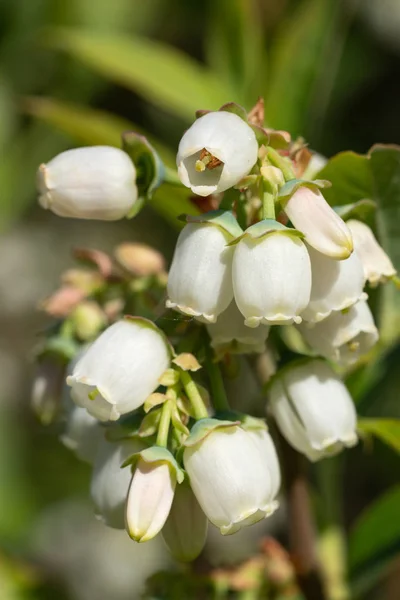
[122,131,164,201]
[179,210,243,239]
[122,446,185,483]
[227,219,304,246]
[278,178,331,206]
[183,418,240,447]
[215,411,268,432]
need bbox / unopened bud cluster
[32,99,396,565]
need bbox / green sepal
[218,102,248,122]
[126,195,145,219]
[250,124,270,146]
[278,178,332,205]
[183,418,240,447]
[138,408,162,438]
[215,411,268,432]
[227,219,304,246]
[334,199,376,223]
[171,402,190,437]
[122,131,165,200]
[195,109,211,119]
[122,446,185,483]
[180,210,243,239]
[266,129,291,150]
[123,315,175,358]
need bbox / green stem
[262,185,276,220]
[163,166,184,187]
[266,147,295,181]
[205,347,230,412]
[156,399,172,447]
[180,371,208,420]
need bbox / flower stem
[262,183,276,220]
[156,399,172,447]
[180,371,208,420]
[205,347,230,412]
[266,147,295,181]
[163,166,184,186]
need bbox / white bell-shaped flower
[298,300,378,365]
[301,244,367,323]
[162,478,208,562]
[90,438,144,529]
[302,152,328,179]
[283,187,353,259]
[206,301,270,354]
[67,318,171,421]
[37,146,138,220]
[347,219,396,285]
[269,359,358,461]
[232,225,312,326]
[177,111,258,196]
[61,405,103,464]
[125,453,177,542]
[183,422,280,535]
[166,218,238,323]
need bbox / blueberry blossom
[347,219,396,286]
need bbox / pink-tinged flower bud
[284,187,353,259]
[298,300,378,366]
[177,111,258,196]
[269,359,358,461]
[162,478,208,562]
[125,457,177,543]
[37,146,138,220]
[301,244,367,323]
[67,318,171,421]
[347,220,396,286]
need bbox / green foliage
[358,418,400,454]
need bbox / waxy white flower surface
[177,111,258,196]
[126,459,176,542]
[301,244,367,323]
[37,146,138,220]
[347,219,396,285]
[61,405,103,464]
[284,187,353,259]
[162,478,208,562]
[91,438,143,529]
[67,319,171,421]
[166,222,234,323]
[206,301,270,354]
[233,231,311,326]
[269,359,358,461]
[298,300,378,365]
[183,425,280,535]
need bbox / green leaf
[358,418,400,454]
[349,486,400,594]
[46,28,228,120]
[317,151,373,206]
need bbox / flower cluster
[32,100,397,564]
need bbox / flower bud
[269,359,358,461]
[183,422,280,535]
[284,187,353,259]
[206,301,270,354]
[298,300,378,365]
[166,222,235,322]
[67,318,171,421]
[71,300,107,341]
[37,146,138,220]
[91,438,144,529]
[177,111,258,196]
[114,242,166,277]
[301,244,366,323]
[126,457,176,542]
[162,478,208,562]
[233,229,311,326]
[61,405,103,464]
[347,219,396,285]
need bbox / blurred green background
[1,0,400,598]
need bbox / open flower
[283,187,353,259]
[298,300,378,365]
[347,219,396,285]
[162,478,208,562]
[232,223,311,326]
[166,214,241,322]
[37,146,138,220]
[67,318,171,421]
[206,301,270,354]
[177,111,258,196]
[269,359,358,461]
[183,420,280,535]
[301,244,367,323]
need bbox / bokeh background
[1,0,400,598]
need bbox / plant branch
[205,346,230,412]
[180,371,208,420]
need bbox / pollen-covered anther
[195,148,223,172]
